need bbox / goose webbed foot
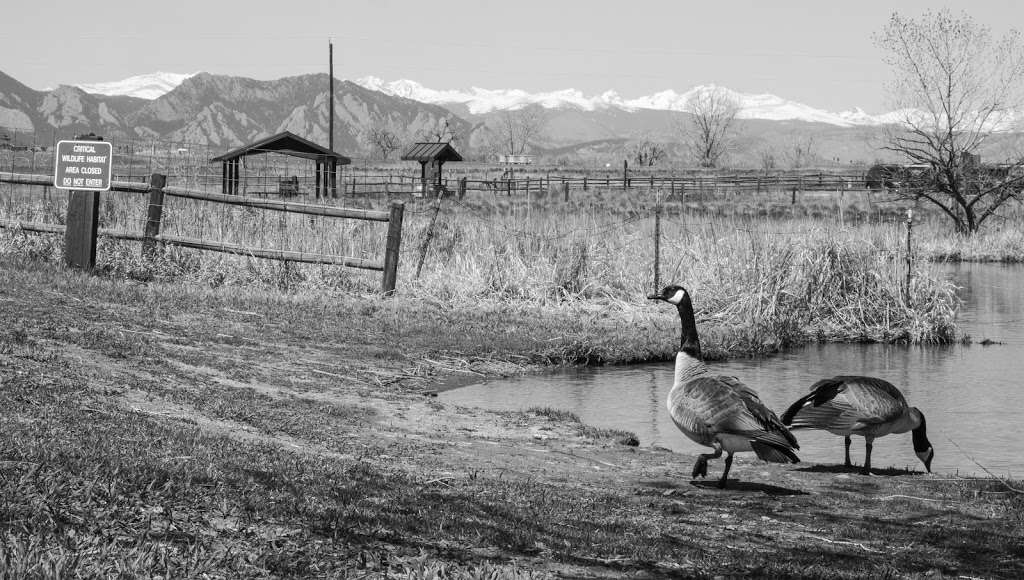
[691,456,708,479]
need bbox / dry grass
[0,183,963,351]
[0,259,1020,579]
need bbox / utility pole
[329,39,337,198]
[328,39,335,154]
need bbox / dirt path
[2,268,1022,578]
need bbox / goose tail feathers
[781,392,815,426]
[751,440,800,464]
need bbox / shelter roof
[400,142,463,163]
[210,131,351,164]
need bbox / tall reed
[0,186,962,346]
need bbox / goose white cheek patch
[667,289,686,305]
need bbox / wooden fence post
[562,180,570,202]
[142,173,167,259]
[382,201,405,295]
[64,189,101,270]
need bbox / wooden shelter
[400,142,463,194]
[210,131,351,198]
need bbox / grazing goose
[781,376,933,475]
[648,284,800,488]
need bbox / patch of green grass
[527,406,639,446]
[527,406,581,423]
[0,370,550,577]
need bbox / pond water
[441,263,1024,478]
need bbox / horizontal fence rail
[0,171,151,193]
[161,186,391,221]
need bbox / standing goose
[781,376,933,475]
[649,284,800,489]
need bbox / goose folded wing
[706,375,800,450]
[715,375,763,401]
[832,378,906,423]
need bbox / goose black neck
[676,294,702,360]
[911,415,930,452]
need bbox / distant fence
[0,172,406,293]
[272,169,875,199]
[1,135,876,199]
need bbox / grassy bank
[0,259,1021,579]
[2,191,963,350]
[916,218,1024,262]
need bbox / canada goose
[648,284,800,488]
[781,376,933,475]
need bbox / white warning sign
[54,140,113,191]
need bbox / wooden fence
[303,170,874,198]
[0,172,406,293]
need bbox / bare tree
[488,106,547,158]
[630,137,667,167]
[418,117,460,144]
[363,124,401,160]
[782,134,817,169]
[681,87,741,168]
[758,147,777,174]
[875,9,1024,233]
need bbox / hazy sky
[2,0,1021,113]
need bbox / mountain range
[353,75,907,127]
[68,71,905,127]
[0,69,929,165]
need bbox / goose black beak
[647,293,662,301]
[916,448,934,473]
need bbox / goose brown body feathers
[668,371,799,461]
[782,375,934,474]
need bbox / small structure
[210,131,351,198]
[498,154,534,165]
[401,142,463,195]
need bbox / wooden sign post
[54,136,113,270]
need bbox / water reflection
[442,263,1024,477]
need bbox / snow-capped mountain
[76,72,197,100]
[355,76,895,127]
[74,71,898,127]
